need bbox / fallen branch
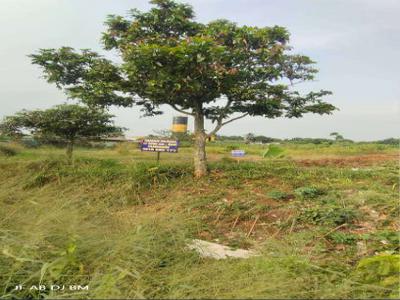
[320,223,348,239]
[214,208,225,225]
[231,214,240,231]
[246,215,259,237]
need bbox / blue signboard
[231,150,245,157]
[141,139,179,153]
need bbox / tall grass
[0,146,398,299]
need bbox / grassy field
[0,142,399,299]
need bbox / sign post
[231,149,245,163]
[140,139,179,162]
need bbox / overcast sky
[0,0,399,140]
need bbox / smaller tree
[245,133,256,144]
[330,132,344,141]
[0,104,122,161]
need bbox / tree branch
[221,113,249,126]
[169,104,195,116]
[212,98,232,124]
[208,112,249,137]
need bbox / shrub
[294,186,325,199]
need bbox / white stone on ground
[187,239,259,259]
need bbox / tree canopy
[29,0,336,176]
[0,104,121,160]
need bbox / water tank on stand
[171,116,188,133]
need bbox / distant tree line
[214,134,399,145]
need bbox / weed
[299,206,358,225]
[328,232,358,244]
[295,186,325,199]
[24,173,56,188]
[268,190,291,200]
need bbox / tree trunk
[193,113,207,178]
[66,140,74,164]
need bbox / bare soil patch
[294,154,397,167]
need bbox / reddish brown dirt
[294,154,397,167]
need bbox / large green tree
[0,104,121,161]
[30,0,336,177]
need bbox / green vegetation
[30,0,335,177]
[0,143,20,156]
[267,190,291,200]
[262,144,285,158]
[0,104,121,162]
[299,206,358,226]
[354,254,400,298]
[294,186,325,199]
[0,141,398,299]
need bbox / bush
[294,186,325,199]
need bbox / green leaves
[262,144,285,158]
[0,104,122,144]
[353,254,400,297]
[30,48,131,107]
[30,0,336,135]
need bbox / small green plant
[300,206,358,225]
[263,144,285,158]
[294,186,325,199]
[328,232,357,244]
[268,190,290,200]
